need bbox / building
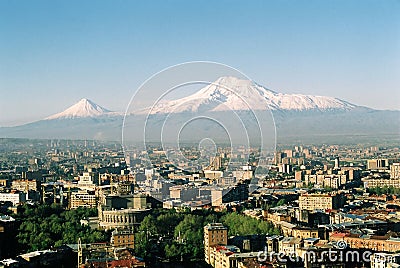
[334,157,340,169]
[11,179,41,192]
[69,190,97,209]
[370,253,400,268]
[391,163,400,179]
[279,237,302,256]
[363,179,400,189]
[204,170,224,180]
[291,227,319,240]
[209,246,262,268]
[211,183,249,207]
[98,194,158,230]
[77,172,97,189]
[0,215,16,259]
[279,164,293,174]
[209,156,222,170]
[274,151,284,165]
[99,209,150,230]
[0,179,9,188]
[21,171,42,181]
[295,171,304,181]
[0,192,26,205]
[330,232,400,252]
[169,185,198,201]
[299,193,345,211]
[367,159,389,170]
[204,223,228,264]
[111,229,135,248]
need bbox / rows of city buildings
[0,139,399,267]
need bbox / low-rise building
[69,190,97,209]
[0,192,26,206]
[111,229,135,248]
[11,179,41,192]
[370,252,400,268]
[330,231,400,252]
[299,193,345,211]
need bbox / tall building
[204,223,228,264]
[209,156,222,170]
[334,157,340,169]
[274,151,284,165]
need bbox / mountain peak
[139,76,358,114]
[45,98,113,120]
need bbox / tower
[334,157,340,169]
[209,156,222,170]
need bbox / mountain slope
[139,76,357,115]
[45,98,114,120]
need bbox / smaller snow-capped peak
[45,98,113,120]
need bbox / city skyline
[1,0,399,126]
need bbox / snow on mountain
[140,76,357,114]
[45,98,115,120]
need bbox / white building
[0,192,26,205]
[78,172,96,189]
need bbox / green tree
[173,214,204,259]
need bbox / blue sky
[0,0,399,126]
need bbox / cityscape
[1,1,399,268]
[0,138,399,267]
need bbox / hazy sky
[0,0,399,126]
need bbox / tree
[16,204,109,253]
[173,214,204,259]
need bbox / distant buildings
[363,163,400,189]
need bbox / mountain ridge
[136,76,359,115]
[1,77,398,143]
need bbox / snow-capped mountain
[139,76,357,115]
[46,98,115,120]
[1,77,398,143]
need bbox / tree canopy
[16,204,109,253]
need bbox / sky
[0,0,399,126]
